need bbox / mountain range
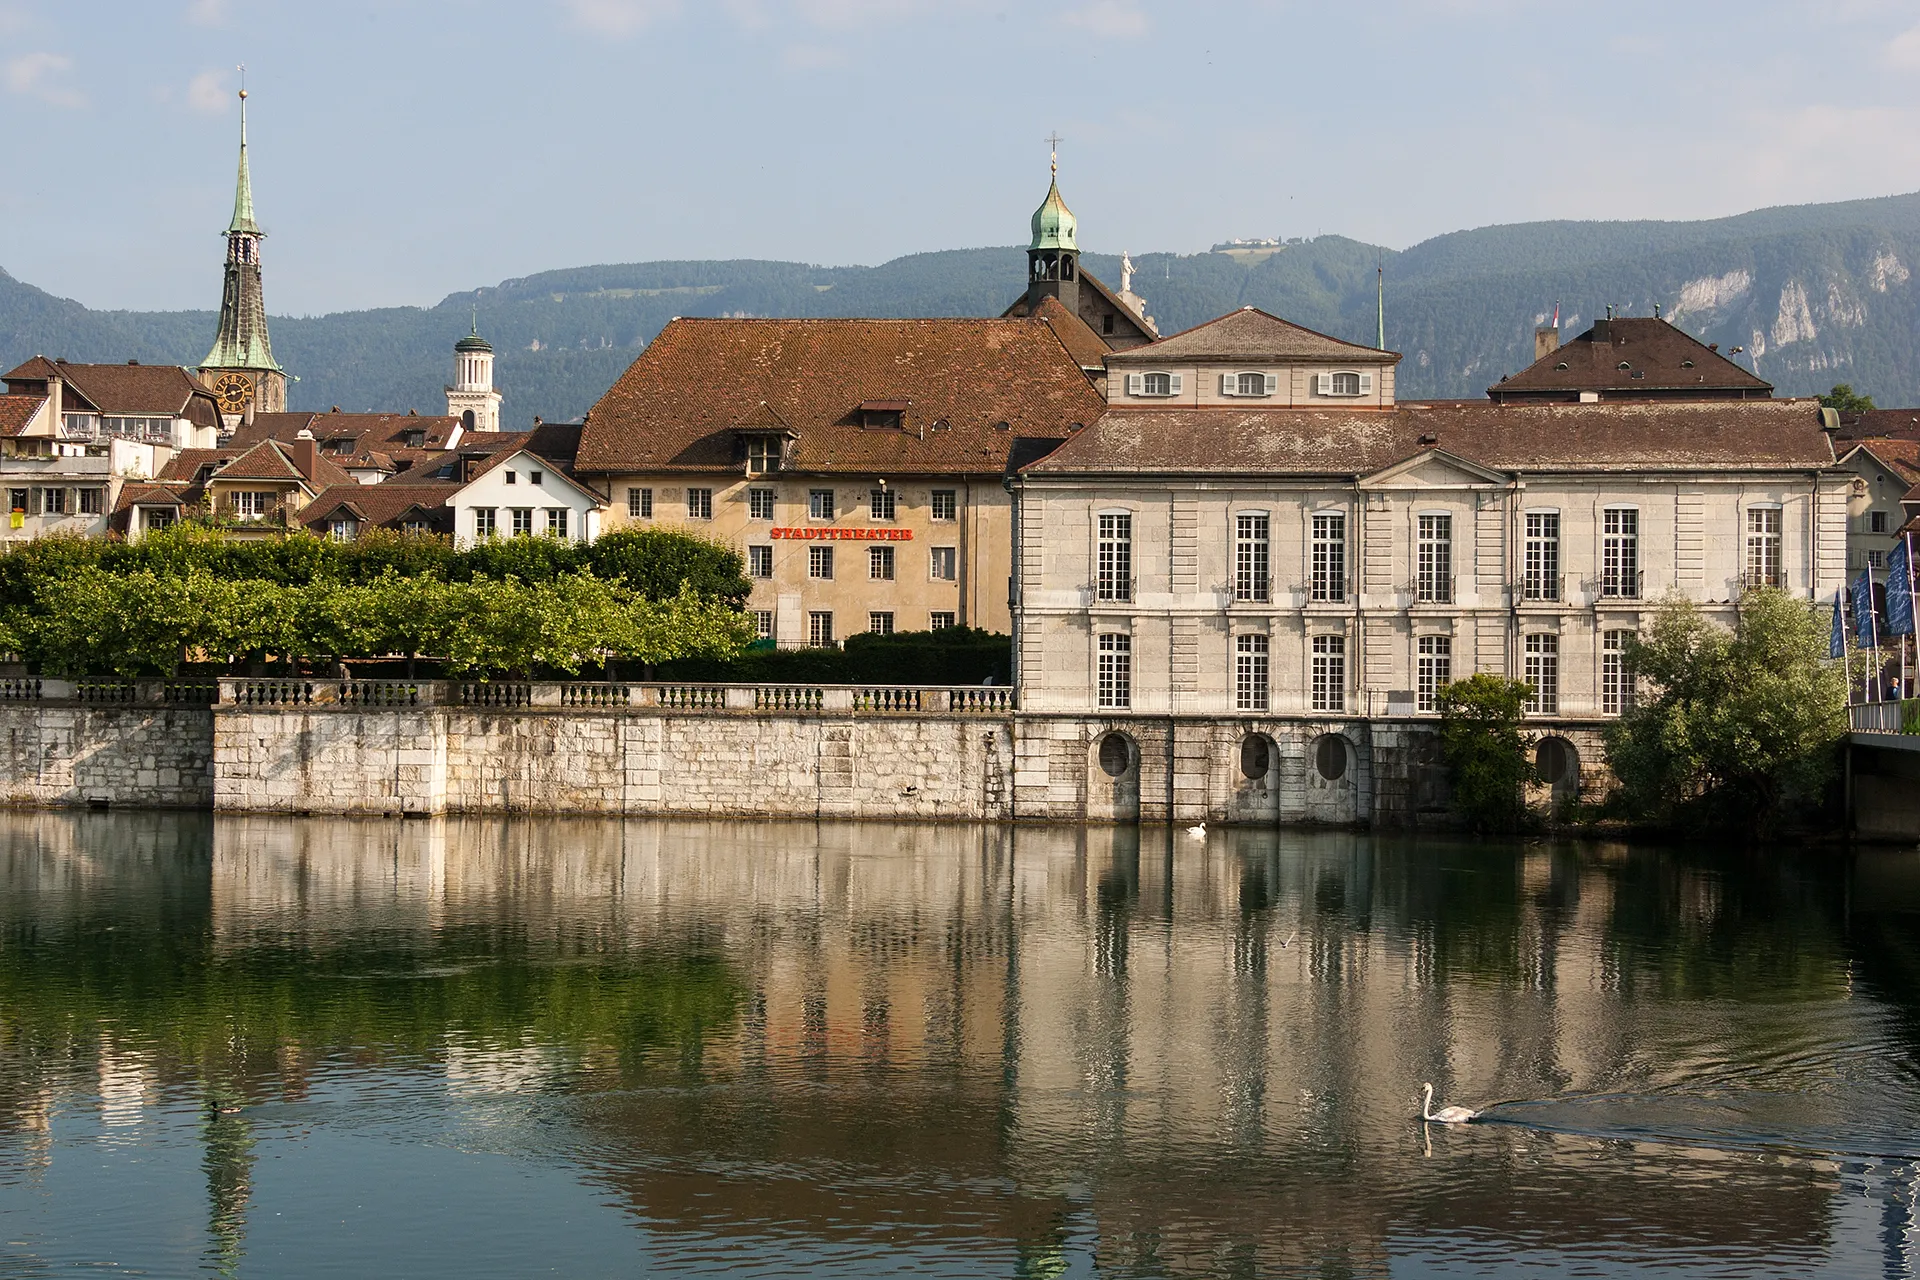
[6,191,1920,424]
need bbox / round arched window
[1240,734,1271,780]
[1098,732,1133,778]
[1535,736,1577,786]
[1314,735,1348,782]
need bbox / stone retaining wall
[0,703,214,809]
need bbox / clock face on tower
[212,371,253,413]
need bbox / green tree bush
[586,528,751,606]
[1604,589,1846,833]
[1435,673,1534,832]
[1820,383,1877,415]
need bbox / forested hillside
[6,191,1920,423]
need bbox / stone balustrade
[190,678,1015,715]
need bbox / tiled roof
[213,439,354,489]
[2,358,219,421]
[1834,407,1920,441]
[1490,317,1771,400]
[576,317,1105,477]
[1104,306,1396,365]
[1022,398,1836,477]
[0,395,47,437]
[1840,439,1920,486]
[156,448,241,483]
[1027,295,1111,370]
[299,482,459,534]
[232,410,464,453]
[111,481,192,514]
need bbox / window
[1317,372,1373,398]
[1524,512,1560,601]
[930,490,957,521]
[1746,507,1782,588]
[1602,508,1639,598]
[748,545,773,578]
[809,546,834,579]
[1235,514,1270,602]
[869,612,894,635]
[808,611,835,648]
[329,518,356,543]
[1602,630,1635,716]
[809,489,835,520]
[473,507,496,539]
[929,611,956,631]
[1311,513,1346,602]
[870,489,895,521]
[1872,510,1890,534]
[1869,549,1887,570]
[62,413,95,438]
[627,487,652,519]
[1417,514,1452,603]
[1311,634,1346,712]
[77,488,101,516]
[505,469,517,485]
[511,508,533,536]
[752,610,774,641]
[546,508,569,538]
[746,438,782,475]
[930,546,958,581]
[869,546,894,580]
[1235,634,1269,711]
[1143,372,1173,396]
[39,488,64,516]
[1330,371,1362,396]
[530,471,544,487]
[143,508,175,532]
[1417,635,1451,712]
[687,488,713,520]
[1098,633,1132,709]
[402,520,431,536]
[1227,371,1274,397]
[6,489,23,513]
[234,491,268,520]
[1524,633,1559,715]
[1097,514,1132,601]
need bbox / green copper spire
[1029,137,1077,252]
[227,88,260,236]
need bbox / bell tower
[1025,135,1080,316]
[200,83,286,430]
[445,314,503,432]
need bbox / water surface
[1,815,1917,1277]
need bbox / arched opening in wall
[462,409,475,430]
[1098,732,1135,778]
[1313,734,1350,782]
[1240,733,1273,781]
[1535,736,1578,789]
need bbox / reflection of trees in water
[201,1098,253,1278]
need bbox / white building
[446,426,604,547]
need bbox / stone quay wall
[0,679,1617,827]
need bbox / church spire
[227,87,260,236]
[202,77,285,426]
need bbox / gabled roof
[1021,398,1836,478]
[232,410,463,453]
[1839,439,1920,486]
[299,482,460,533]
[575,317,1104,477]
[1833,407,1920,441]
[212,439,354,490]
[1490,317,1771,400]
[1027,294,1111,370]
[731,401,796,433]
[454,446,606,504]
[0,395,48,438]
[3,358,221,424]
[157,448,242,483]
[1104,306,1397,366]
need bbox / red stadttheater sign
[769,527,914,541]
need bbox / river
[0,814,1917,1278]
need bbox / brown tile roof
[0,395,47,438]
[1105,306,1396,366]
[1022,398,1837,478]
[576,317,1106,477]
[1027,294,1111,370]
[232,410,464,453]
[1833,407,1920,441]
[213,440,355,489]
[298,482,459,534]
[111,481,193,515]
[1839,439,1920,486]
[1002,270,1157,345]
[1490,317,1772,401]
[2,357,220,422]
[156,448,241,483]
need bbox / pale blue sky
[3,0,1918,315]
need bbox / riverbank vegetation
[0,528,755,679]
[1435,673,1535,832]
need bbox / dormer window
[1125,372,1182,398]
[1221,372,1278,398]
[325,437,354,454]
[744,436,787,475]
[1315,371,1374,398]
[859,400,908,430]
[403,430,426,448]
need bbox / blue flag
[1853,569,1880,645]
[1889,538,1915,637]
[1831,588,1847,659]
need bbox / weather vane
[1046,132,1062,176]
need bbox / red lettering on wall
[769,527,913,541]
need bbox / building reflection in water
[0,812,1915,1277]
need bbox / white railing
[1851,700,1909,734]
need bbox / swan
[1185,824,1206,839]
[1421,1082,1479,1124]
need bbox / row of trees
[0,528,755,679]
[1436,588,1848,836]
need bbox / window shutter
[1359,372,1374,394]
[1263,373,1279,396]
[1220,373,1236,397]
[1316,373,1332,396]
[1168,374,1183,395]
[1126,373,1143,396]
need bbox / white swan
[1421,1082,1479,1124]
[1185,824,1206,839]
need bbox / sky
[3,0,1920,316]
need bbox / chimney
[291,427,319,480]
[1591,317,1611,344]
[1534,326,1560,362]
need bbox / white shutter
[1359,372,1374,394]
[1168,373,1183,395]
[1316,373,1332,396]
[1126,373,1143,396]
[1220,373,1236,398]
[1263,373,1279,396]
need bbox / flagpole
[1842,590,1853,706]
[1870,565,1883,702]
[1906,532,1915,701]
